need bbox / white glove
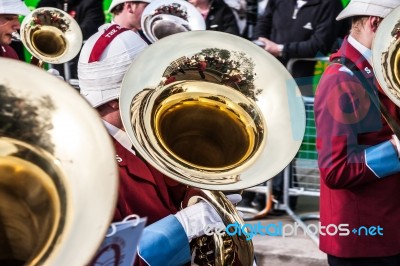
[392,134,400,158]
[174,194,242,241]
[47,68,64,80]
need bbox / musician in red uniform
[78,23,241,266]
[314,0,400,265]
[0,0,29,59]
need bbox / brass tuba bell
[18,7,83,67]
[373,5,400,107]
[0,58,118,265]
[120,31,306,265]
[141,0,205,43]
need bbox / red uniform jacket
[0,45,19,60]
[314,37,400,257]
[112,139,192,265]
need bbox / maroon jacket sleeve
[0,45,19,60]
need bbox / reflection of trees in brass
[391,21,400,38]
[0,86,55,153]
[154,3,188,20]
[239,102,265,135]
[161,48,261,101]
[32,9,70,33]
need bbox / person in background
[78,23,241,266]
[188,0,240,35]
[0,0,29,59]
[254,0,345,96]
[314,0,400,265]
[107,0,153,44]
[35,0,105,79]
[246,0,346,213]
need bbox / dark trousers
[328,254,400,266]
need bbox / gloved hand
[47,68,64,80]
[174,194,242,241]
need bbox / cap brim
[1,3,30,16]
[336,2,394,20]
[80,89,119,108]
[108,0,151,12]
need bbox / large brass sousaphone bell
[373,6,400,107]
[0,59,118,265]
[141,0,205,43]
[120,31,306,265]
[18,7,83,66]
[371,6,400,138]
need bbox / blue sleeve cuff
[137,215,191,266]
[365,140,400,178]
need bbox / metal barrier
[239,96,320,243]
[278,96,320,245]
[238,57,330,244]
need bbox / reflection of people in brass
[0,0,29,59]
[197,54,207,79]
[314,1,400,265]
[78,24,242,266]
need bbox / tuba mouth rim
[134,80,266,180]
[120,30,306,191]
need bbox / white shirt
[103,120,136,155]
[293,0,307,19]
[348,34,373,66]
[297,0,307,9]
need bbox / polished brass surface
[189,190,253,265]
[373,6,400,106]
[31,27,66,58]
[155,93,252,170]
[153,81,261,173]
[19,7,83,65]
[0,58,118,266]
[141,0,205,43]
[372,6,400,137]
[120,31,305,265]
[0,139,65,266]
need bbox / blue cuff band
[138,215,191,266]
[365,140,400,178]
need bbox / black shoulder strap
[332,57,400,136]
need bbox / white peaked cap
[78,24,148,108]
[108,0,153,12]
[0,0,30,16]
[337,0,400,20]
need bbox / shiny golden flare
[155,97,254,170]
[0,157,60,266]
[31,27,66,58]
